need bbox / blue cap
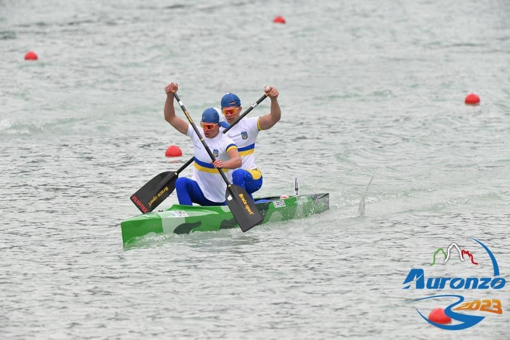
[201,107,220,123]
[221,93,241,108]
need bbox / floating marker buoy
[465,93,480,105]
[165,145,182,157]
[24,51,38,60]
[273,16,286,24]
[428,308,451,324]
[280,195,289,199]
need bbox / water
[1,0,509,339]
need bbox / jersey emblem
[241,131,248,140]
[213,149,219,158]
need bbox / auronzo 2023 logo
[403,238,506,330]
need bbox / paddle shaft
[172,92,231,184]
[173,156,194,176]
[223,94,267,133]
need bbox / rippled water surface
[1,0,509,339]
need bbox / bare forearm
[164,93,177,124]
[214,151,242,169]
[222,156,242,169]
[258,86,281,130]
[270,97,281,123]
[163,82,189,134]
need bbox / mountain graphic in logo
[430,242,478,266]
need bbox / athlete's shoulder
[246,116,260,124]
[243,116,261,131]
[222,134,236,145]
[187,124,196,138]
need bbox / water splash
[358,176,374,217]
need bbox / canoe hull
[120,193,329,244]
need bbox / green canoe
[121,193,329,244]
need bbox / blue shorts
[175,177,225,206]
[232,168,263,200]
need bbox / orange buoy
[273,16,286,24]
[24,51,38,60]
[465,93,480,105]
[428,308,451,324]
[165,145,182,157]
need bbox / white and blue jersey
[186,125,237,203]
[221,116,262,179]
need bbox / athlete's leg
[176,177,225,206]
[175,177,195,205]
[190,184,225,206]
[232,169,263,200]
[245,169,263,195]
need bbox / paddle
[130,93,268,213]
[173,92,264,232]
[130,157,193,213]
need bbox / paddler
[164,82,241,206]
[219,86,281,200]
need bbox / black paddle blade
[225,184,263,232]
[130,172,177,213]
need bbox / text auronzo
[403,269,506,290]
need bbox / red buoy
[165,145,182,157]
[465,93,480,105]
[428,308,451,324]
[273,16,286,24]
[24,51,38,61]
